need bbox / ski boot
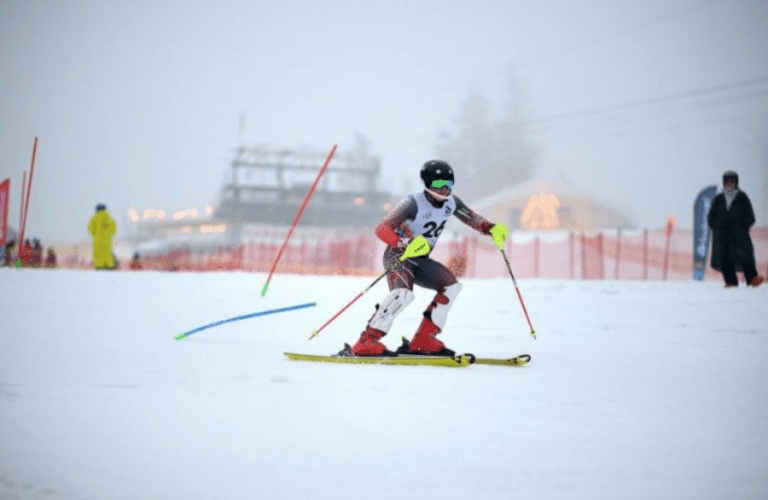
[349,289,415,356]
[399,283,462,356]
[350,327,394,356]
[396,315,455,357]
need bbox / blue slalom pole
[175,302,317,340]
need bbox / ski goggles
[431,180,453,189]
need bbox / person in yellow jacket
[88,204,117,269]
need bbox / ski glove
[400,235,431,261]
[489,223,509,251]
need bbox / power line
[605,110,768,139]
[519,0,732,69]
[527,76,768,127]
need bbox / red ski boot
[750,275,764,287]
[404,316,454,356]
[351,327,390,356]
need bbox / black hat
[96,204,107,211]
[722,171,738,187]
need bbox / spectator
[45,247,58,268]
[130,252,142,270]
[19,239,33,267]
[31,238,43,267]
[707,170,764,287]
[3,240,16,267]
[87,204,117,270]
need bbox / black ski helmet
[420,160,455,191]
[722,170,738,187]
[95,203,107,212]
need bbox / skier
[707,170,764,287]
[349,160,509,356]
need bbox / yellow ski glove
[489,223,509,251]
[400,235,431,261]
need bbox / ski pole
[176,302,317,340]
[308,271,387,340]
[309,236,430,340]
[500,248,537,339]
[261,144,337,297]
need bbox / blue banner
[692,185,717,280]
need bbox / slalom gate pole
[261,144,338,297]
[309,236,431,340]
[18,137,38,249]
[0,178,9,246]
[500,248,537,339]
[16,172,26,267]
[175,301,317,340]
[18,171,26,241]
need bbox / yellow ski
[474,354,531,366]
[284,352,474,368]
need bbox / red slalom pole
[662,216,675,281]
[18,171,27,242]
[261,144,337,297]
[18,137,38,248]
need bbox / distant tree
[436,71,539,202]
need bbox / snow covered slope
[1,268,767,499]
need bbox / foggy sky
[2,0,767,243]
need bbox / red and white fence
[57,226,768,282]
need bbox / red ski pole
[309,236,431,340]
[308,270,388,340]
[261,144,337,297]
[500,248,537,339]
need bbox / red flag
[0,178,10,246]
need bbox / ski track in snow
[1,268,767,500]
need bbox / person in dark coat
[707,170,764,287]
[3,240,16,267]
[45,247,58,268]
[31,238,44,267]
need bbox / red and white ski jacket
[375,191,495,252]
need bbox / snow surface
[1,268,767,500]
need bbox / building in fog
[215,147,393,228]
[466,178,636,232]
[130,146,396,254]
